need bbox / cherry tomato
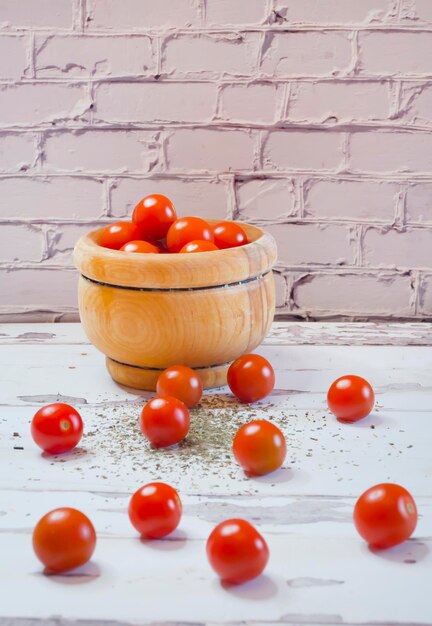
[120,240,160,254]
[227,354,275,403]
[206,519,269,585]
[132,194,177,241]
[128,482,182,539]
[179,240,219,253]
[33,508,96,573]
[99,221,140,250]
[213,222,248,249]
[354,483,417,549]
[327,375,375,422]
[140,396,190,447]
[156,365,203,407]
[166,217,213,253]
[233,420,286,476]
[31,403,83,455]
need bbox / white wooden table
[1,322,432,626]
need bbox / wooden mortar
[73,220,277,390]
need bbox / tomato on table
[132,194,177,241]
[33,508,96,573]
[354,483,417,549]
[213,221,248,249]
[156,365,203,407]
[166,217,213,253]
[140,396,190,447]
[31,403,83,455]
[179,240,219,253]
[128,482,182,539]
[120,240,160,254]
[99,221,140,250]
[207,519,269,585]
[233,419,286,476]
[327,375,375,422]
[227,354,275,403]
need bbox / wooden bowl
[73,220,277,390]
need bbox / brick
[0,134,36,173]
[205,0,267,26]
[419,274,432,314]
[0,268,78,306]
[0,36,27,80]
[408,0,432,22]
[260,32,352,77]
[274,0,391,24]
[43,130,161,174]
[87,0,199,30]
[44,223,96,266]
[265,223,353,266]
[294,272,413,316]
[304,180,397,221]
[35,35,154,78]
[166,129,255,172]
[0,225,43,262]
[0,0,72,29]
[359,32,432,75]
[95,82,216,124]
[400,83,432,124]
[0,84,89,127]
[274,272,287,308]
[350,131,432,173]
[263,131,344,171]
[289,81,390,123]
[110,178,228,220]
[405,183,432,223]
[219,84,280,124]
[363,227,432,269]
[162,34,260,78]
[0,176,104,219]
[236,178,296,220]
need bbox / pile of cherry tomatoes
[98,194,248,254]
[30,355,418,583]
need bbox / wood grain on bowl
[73,221,277,390]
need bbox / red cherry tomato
[120,240,160,254]
[140,396,190,447]
[227,354,275,403]
[33,508,96,573]
[354,483,417,549]
[233,419,286,476]
[99,221,140,250]
[31,403,83,455]
[207,519,269,585]
[128,482,182,539]
[213,222,248,249]
[179,240,219,253]
[327,375,375,422]
[156,365,203,407]
[132,194,177,241]
[166,217,213,253]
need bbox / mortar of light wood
[73,220,277,390]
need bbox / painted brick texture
[0,0,431,321]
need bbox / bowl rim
[74,218,277,290]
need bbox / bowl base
[106,357,229,391]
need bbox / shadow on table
[42,560,101,584]
[368,538,430,564]
[220,574,278,600]
[139,528,188,552]
[246,466,293,485]
[41,446,90,461]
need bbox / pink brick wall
[1,0,431,321]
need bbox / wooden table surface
[1,321,432,626]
